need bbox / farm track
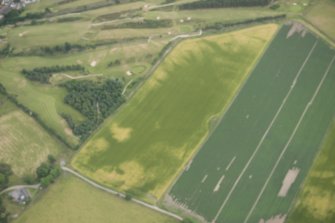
[61,166,183,221]
[0,184,40,195]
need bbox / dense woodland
[62,80,125,140]
[179,0,271,9]
[21,65,85,83]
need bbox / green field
[287,120,335,223]
[72,24,278,201]
[0,97,65,177]
[0,58,84,146]
[0,0,283,148]
[0,41,164,146]
[8,21,91,50]
[169,24,335,223]
[14,175,178,223]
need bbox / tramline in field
[168,24,335,223]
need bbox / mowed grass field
[14,175,178,223]
[0,58,84,146]
[304,0,335,41]
[0,40,164,146]
[287,120,335,223]
[0,97,65,177]
[72,24,278,201]
[169,24,335,223]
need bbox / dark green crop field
[169,24,335,223]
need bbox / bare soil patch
[278,167,300,197]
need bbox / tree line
[0,197,9,223]
[0,163,12,223]
[61,79,125,140]
[49,0,135,17]
[179,0,271,9]
[101,19,173,30]
[0,45,13,58]
[21,64,86,84]
[0,164,12,191]
[35,155,61,188]
[12,37,146,57]
[0,8,50,26]
[93,9,139,23]
[201,14,286,31]
[30,42,88,56]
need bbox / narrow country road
[61,166,183,221]
[0,184,40,195]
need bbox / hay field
[0,104,65,177]
[14,175,178,223]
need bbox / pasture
[72,24,278,201]
[304,0,335,41]
[169,24,335,223]
[287,120,335,223]
[0,102,65,177]
[14,175,178,223]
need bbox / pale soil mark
[169,30,202,42]
[225,156,236,171]
[110,123,132,142]
[212,41,318,223]
[90,60,97,67]
[213,175,225,192]
[259,214,286,223]
[243,56,335,223]
[185,159,193,171]
[287,22,307,38]
[201,175,208,183]
[18,31,28,37]
[278,167,300,197]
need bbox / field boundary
[61,166,183,221]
